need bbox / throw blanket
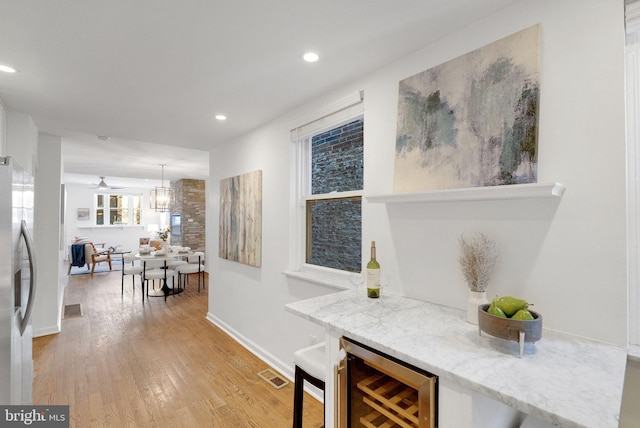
[71,244,85,267]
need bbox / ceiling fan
[89,176,124,190]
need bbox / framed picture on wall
[394,24,540,192]
[77,208,90,221]
[219,170,262,267]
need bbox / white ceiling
[0,0,519,186]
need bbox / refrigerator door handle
[19,219,37,336]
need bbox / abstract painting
[394,25,540,192]
[219,170,262,267]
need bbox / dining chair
[189,251,205,263]
[142,259,177,301]
[166,258,188,270]
[175,252,206,292]
[121,254,143,296]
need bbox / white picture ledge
[365,182,565,204]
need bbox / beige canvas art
[219,170,262,267]
[394,25,540,192]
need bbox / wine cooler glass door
[339,337,437,428]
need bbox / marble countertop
[286,289,627,428]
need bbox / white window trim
[288,90,364,141]
[286,92,365,288]
[94,192,143,227]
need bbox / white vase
[467,291,489,325]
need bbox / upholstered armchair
[68,241,110,275]
[85,243,112,276]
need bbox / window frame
[288,99,365,288]
[93,192,142,227]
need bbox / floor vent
[63,303,82,319]
[258,369,289,389]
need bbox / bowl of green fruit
[478,296,542,357]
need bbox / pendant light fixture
[150,164,172,212]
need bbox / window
[171,214,181,236]
[95,193,141,226]
[306,119,363,272]
[291,92,364,276]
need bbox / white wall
[5,110,38,175]
[207,0,627,381]
[362,1,627,345]
[207,120,329,377]
[0,100,6,156]
[32,133,63,337]
[63,182,168,253]
[3,108,64,338]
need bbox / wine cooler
[337,337,438,428]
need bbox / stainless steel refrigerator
[0,156,37,405]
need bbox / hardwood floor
[32,269,324,427]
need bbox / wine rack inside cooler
[358,372,419,427]
[341,338,437,428]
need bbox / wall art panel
[394,24,540,192]
[219,170,262,267]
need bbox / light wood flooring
[32,268,324,427]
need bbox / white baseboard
[206,311,294,380]
[33,324,61,338]
[205,312,324,402]
[33,288,63,338]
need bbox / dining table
[135,251,191,298]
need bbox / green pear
[511,308,534,320]
[487,303,507,318]
[494,296,528,317]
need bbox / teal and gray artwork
[394,25,540,192]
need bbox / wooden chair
[85,243,112,276]
[68,243,87,274]
[149,240,163,250]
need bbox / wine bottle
[366,241,381,298]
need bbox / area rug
[69,259,122,276]
[63,303,82,319]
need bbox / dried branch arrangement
[458,233,498,292]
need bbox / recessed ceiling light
[0,65,16,73]
[303,52,319,63]
[215,114,227,121]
